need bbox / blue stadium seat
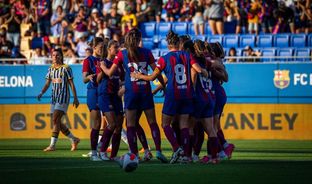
[160,49,169,56]
[257,35,273,48]
[188,23,195,35]
[142,38,154,50]
[140,22,156,38]
[261,48,276,62]
[223,34,239,48]
[206,35,223,44]
[172,22,188,35]
[273,34,290,48]
[151,49,160,58]
[158,37,168,49]
[294,48,311,62]
[276,48,293,62]
[290,34,306,47]
[192,35,206,41]
[240,34,256,48]
[156,22,172,36]
[204,23,212,35]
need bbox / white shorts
[51,103,69,113]
[193,15,204,25]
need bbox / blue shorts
[162,97,194,116]
[214,87,227,115]
[193,96,215,119]
[87,88,98,111]
[98,94,123,115]
[124,92,154,111]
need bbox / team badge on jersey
[273,70,290,89]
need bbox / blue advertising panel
[0,63,312,104]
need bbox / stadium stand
[257,35,273,48]
[274,34,290,48]
[172,22,188,35]
[240,35,256,48]
[290,34,307,47]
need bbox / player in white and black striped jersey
[37,48,80,152]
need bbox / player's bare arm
[83,72,95,84]
[192,63,208,78]
[37,79,51,101]
[100,62,118,77]
[131,67,161,81]
[150,63,166,89]
[68,79,79,108]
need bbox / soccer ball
[118,153,139,172]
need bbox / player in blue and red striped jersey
[206,42,235,159]
[100,28,168,163]
[131,30,208,164]
[192,40,221,164]
[97,39,124,160]
[82,37,104,161]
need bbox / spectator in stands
[163,0,180,22]
[235,0,248,34]
[0,0,10,25]
[52,0,70,13]
[149,0,163,22]
[72,6,88,42]
[29,47,48,64]
[5,6,22,47]
[192,0,205,35]
[96,19,111,39]
[88,8,101,36]
[37,0,51,36]
[59,19,69,44]
[204,0,224,35]
[75,35,88,57]
[243,45,261,62]
[121,5,137,36]
[294,0,312,34]
[24,1,38,24]
[13,0,27,21]
[179,0,194,22]
[261,0,278,33]
[273,1,295,33]
[64,31,76,52]
[247,0,262,35]
[68,0,82,22]
[50,5,66,45]
[102,0,112,16]
[224,0,239,22]
[107,7,121,35]
[0,27,13,64]
[63,45,78,64]
[136,0,152,23]
[228,47,237,62]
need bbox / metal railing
[0,56,311,64]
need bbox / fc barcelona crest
[273,70,290,89]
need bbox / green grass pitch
[0,139,311,184]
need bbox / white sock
[50,137,58,147]
[121,129,128,145]
[98,135,102,143]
